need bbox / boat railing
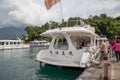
[89,48,101,62]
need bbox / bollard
[104,63,108,80]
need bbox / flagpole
[60,0,63,22]
[59,0,63,29]
[44,0,63,29]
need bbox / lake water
[0,47,84,80]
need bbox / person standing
[114,40,120,62]
[99,39,108,68]
[111,39,116,58]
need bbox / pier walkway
[76,58,120,80]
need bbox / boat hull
[36,50,93,68]
[0,44,30,50]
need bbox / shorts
[100,51,108,60]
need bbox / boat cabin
[36,25,100,68]
[0,40,29,50]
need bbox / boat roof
[0,40,23,42]
[41,25,99,37]
[97,37,108,41]
[30,40,48,43]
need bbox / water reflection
[0,47,83,80]
[36,65,84,80]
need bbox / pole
[59,0,63,29]
[104,63,109,80]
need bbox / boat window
[14,42,16,44]
[53,34,68,50]
[1,42,4,45]
[6,42,8,45]
[0,42,4,45]
[10,42,13,45]
[70,36,90,50]
[18,42,20,44]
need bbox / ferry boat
[0,39,30,50]
[30,40,50,47]
[36,25,101,68]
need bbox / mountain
[0,27,27,40]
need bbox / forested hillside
[24,13,120,42]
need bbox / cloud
[8,0,48,26]
[62,0,120,19]
[0,0,120,27]
[0,0,60,27]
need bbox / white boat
[36,25,100,68]
[0,39,30,50]
[30,40,50,47]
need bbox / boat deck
[76,58,120,80]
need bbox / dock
[76,58,120,80]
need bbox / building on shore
[30,40,50,47]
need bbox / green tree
[24,13,120,41]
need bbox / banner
[45,0,60,10]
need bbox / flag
[45,0,60,10]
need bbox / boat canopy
[41,25,98,37]
[0,40,24,42]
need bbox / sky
[0,0,120,28]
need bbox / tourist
[111,39,116,58]
[107,41,112,60]
[114,40,120,62]
[99,39,108,68]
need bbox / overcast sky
[0,0,120,28]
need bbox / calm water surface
[0,47,84,80]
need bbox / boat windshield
[53,34,68,50]
[70,36,90,50]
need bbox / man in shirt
[99,39,108,68]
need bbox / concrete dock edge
[76,64,100,80]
